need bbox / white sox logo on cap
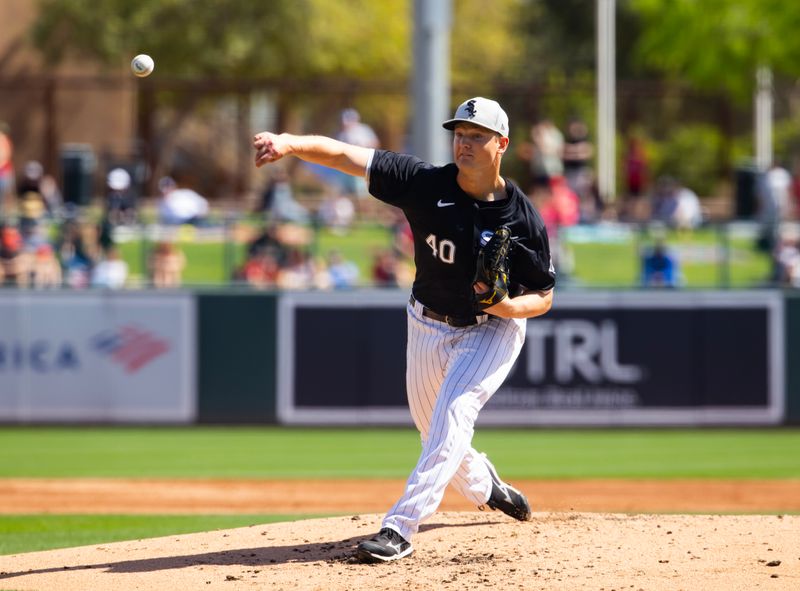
[464,99,477,118]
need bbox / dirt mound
[1,512,797,590]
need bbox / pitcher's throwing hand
[253,132,288,167]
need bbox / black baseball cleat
[356,527,413,563]
[482,455,532,521]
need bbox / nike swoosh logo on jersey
[437,200,455,207]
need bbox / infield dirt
[0,479,798,590]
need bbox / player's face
[452,123,508,171]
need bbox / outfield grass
[2,427,798,480]
[2,427,797,555]
[0,514,326,556]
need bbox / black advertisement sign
[278,291,784,426]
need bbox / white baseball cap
[442,97,509,137]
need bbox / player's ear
[497,135,510,154]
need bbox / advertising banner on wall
[278,290,784,426]
[0,293,196,423]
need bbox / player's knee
[446,397,479,431]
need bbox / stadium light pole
[755,66,773,171]
[412,0,452,165]
[596,0,616,204]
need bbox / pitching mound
[0,512,797,590]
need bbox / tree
[631,0,800,102]
[509,0,647,81]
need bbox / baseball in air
[131,54,155,77]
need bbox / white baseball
[131,54,155,77]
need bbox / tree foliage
[450,0,525,87]
[510,0,647,82]
[631,0,800,101]
[31,0,408,79]
[31,0,519,84]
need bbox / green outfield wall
[196,292,277,424]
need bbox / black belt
[409,295,486,327]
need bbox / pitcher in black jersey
[254,96,555,563]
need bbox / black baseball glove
[472,225,513,311]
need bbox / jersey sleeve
[367,150,431,207]
[511,228,556,292]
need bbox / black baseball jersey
[368,149,555,317]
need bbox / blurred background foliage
[25,0,800,199]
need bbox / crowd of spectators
[0,146,196,290]
[519,116,800,289]
[2,108,800,292]
[232,218,412,291]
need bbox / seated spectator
[31,243,62,289]
[16,161,63,220]
[0,122,13,220]
[371,249,399,287]
[317,192,356,235]
[236,248,280,289]
[105,167,137,226]
[649,176,679,225]
[673,185,703,231]
[246,223,287,266]
[650,176,703,230]
[257,167,309,224]
[91,246,129,289]
[15,161,48,240]
[39,173,63,218]
[277,248,320,290]
[384,211,413,258]
[773,226,800,287]
[158,177,210,226]
[20,222,49,260]
[538,176,580,233]
[18,190,46,243]
[641,238,682,288]
[55,218,95,289]
[64,257,92,289]
[16,160,43,197]
[325,249,359,289]
[0,224,26,286]
[149,241,186,288]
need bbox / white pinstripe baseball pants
[382,297,526,542]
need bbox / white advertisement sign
[0,293,196,423]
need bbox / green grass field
[0,514,324,555]
[3,427,799,479]
[1,427,799,555]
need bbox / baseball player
[254,97,555,563]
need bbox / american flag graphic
[90,325,170,373]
